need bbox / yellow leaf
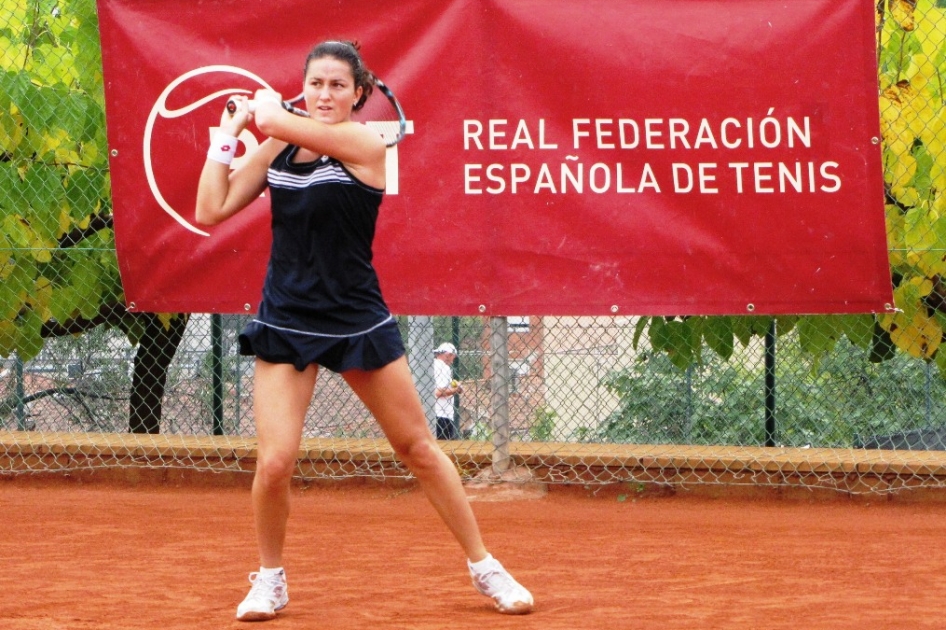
[0,108,24,154]
[890,311,942,359]
[891,0,917,31]
[908,276,934,296]
[891,152,917,186]
[28,276,54,322]
[886,205,908,267]
[157,313,175,330]
[893,186,920,207]
[934,192,946,214]
[933,161,946,195]
[904,93,935,138]
[59,206,72,238]
[77,141,99,167]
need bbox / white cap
[434,342,458,355]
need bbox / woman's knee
[397,437,446,475]
[254,450,298,487]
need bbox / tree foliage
[0,0,121,360]
[1,0,185,433]
[878,0,946,370]
[630,0,946,375]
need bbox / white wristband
[207,133,238,165]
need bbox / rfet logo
[144,65,412,237]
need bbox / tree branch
[57,214,113,248]
[40,301,127,338]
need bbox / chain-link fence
[2,0,946,494]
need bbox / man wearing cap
[433,342,463,440]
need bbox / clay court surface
[4,476,946,630]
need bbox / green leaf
[8,74,54,134]
[23,163,65,241]
[0,321,15,357]
[49,284,80,322]
[775,315,798,335]
[649,316,669,352]
[838,314,875,349]
[732,316,753,347]
[663,319,698,369]
[14,307,44,361]
[120,313,145,346]
[69,250,102,319]
[703,316,734,360]
[0,276,24,319]
[64,167,105,220]
[798,316,840,356]
[0,161,25,214]
[632,316,649,350]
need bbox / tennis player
[195,40,533,622]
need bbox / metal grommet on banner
[871,137,880,145]
[244,304,251,311]
[746,303,755,312]
[128,302,136,311]
[110,149,118,157]
[478,305,486,313]
[610,305,619,313]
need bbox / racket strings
[353,81,406,147]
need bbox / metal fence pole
[452,316,461,419]
[764,320,777,447]
[489,316,511,475]
[15,353,26,431]
[210,314,224,435]
[408,316,435,432]
[685,364,694,441]
[926,361,932,426]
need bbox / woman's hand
[219,95,253,137]
[251,88,284,128]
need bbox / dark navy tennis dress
[237,144,404,372]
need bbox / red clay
[4,477,946,629]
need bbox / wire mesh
[2,0,946,494]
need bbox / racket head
[352,78,407,147]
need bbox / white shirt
[433,357,454,419]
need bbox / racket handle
[226,98,301,116]
[226,98,256,115]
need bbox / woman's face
[303,56,363,124]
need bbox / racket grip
[226,98,257,115]
[226,98,298,116]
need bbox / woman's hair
[305,40,375,111]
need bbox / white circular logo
[143,65,274,236]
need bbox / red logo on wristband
[221,144,232,151]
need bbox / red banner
[97,0,893,316]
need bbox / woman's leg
[342,357,488,561]
[252,359,318,567]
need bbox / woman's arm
[195,100,284,226]
[253,92,387,189]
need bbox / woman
[196,40,533,622]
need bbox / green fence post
[211,314,224,435]
[764,320,777,447]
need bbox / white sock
[468,554,496,573]
[259,566,284,577]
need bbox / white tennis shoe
[468,556,534,615]
[236,569,289,622]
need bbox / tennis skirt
[238,317,405,373]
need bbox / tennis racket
[226,78,407,147]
